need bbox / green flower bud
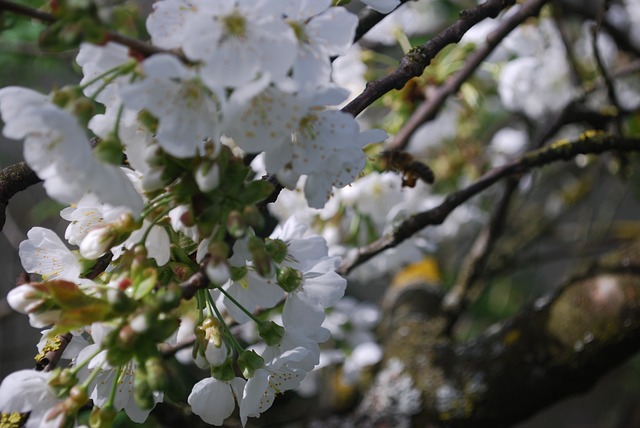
[243,205,264,230]
[68,385,89,412]
[265,238,288,264]
[237,350,265,379]
[211,358,236,382]
[89,404,117,428]
[72,97,95,127]
[138,109,158,133]
[276,267,303,292]
[230,265,248,281]
[258,320,285,346]
[248,236,272,277]
[93,133,124,165]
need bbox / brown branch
[338,132,640,275]
[441,177,518,333]
[0,162,41,231]
[389,0,548,151]
[355,241,640,427]
[341,0,517,118]
[353,0,412,43]
[0,0,186,61]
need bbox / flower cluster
[0,0,389,426]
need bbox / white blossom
[188,377,246,426]
[0,370,61,428]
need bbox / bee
[379,150,435,188]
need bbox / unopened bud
[237,350,265,379]
[258,320,285,346]
[276,267,303,292]
[89,403,117,428]
[248,236,272,277]
[265,238,288,264]
[94,133,124,165]
[226,210,246,238]
[243,205,264,230]
[195,161,220,192]
[206,259,230,286]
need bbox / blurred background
[2,0,640,427]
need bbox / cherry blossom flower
[19,227,83,281]
[0,87,143,213]
[283,0,357,88]
[188,377,246,426]
[119,54,223,158]
[0,370,61,428]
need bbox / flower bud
[211,357,236,382]
[230,265,248,281]
[94,133,124,165]
[276,267,303,292]
[7,284,45,314]
[68,385,89,411]
[237,350,264,379]
[195,161,220,192]
[258,320,285,346]
[248,236,272,277]
[265,238,288,264]
[243,205,264,230]
[89,404,117,428]
[226,210,246,238]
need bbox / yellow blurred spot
[504,329,520,345]
[392,257,441,288]
[611,220,640,240]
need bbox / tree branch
[0,162,41,231]
[339,132,640,275]
[351,241,640,427]
[353,0,412,43]
[0,0,187,61]
[388,0,548,151]
[341,0,517,118]
[441,177,518,333]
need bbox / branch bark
[339,132,640,276]
[0,162,40,231]
[342,0,517,117]
[351,241,640,427]
[388,0,548,151]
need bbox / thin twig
[0,0,187,61]
[338,132,640,275]
[341,0,517,118]
[388,0,548,151]
[591,0,623,135]
[354,0,412,42]
[441,177,518,333]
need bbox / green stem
[107,365,124,407]
[139,206,173,246]
[216,284,263,325]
